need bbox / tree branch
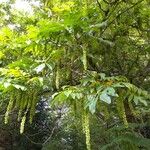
[43,108,62,145]
[101,0,145,36]
[96,0,107,13]
[23,134,43,145]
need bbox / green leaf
[38,77,44,86]
[133,96,147,106]
[4,82,11,88]
[90,21,107,28]
[138,98,147,106]
[52,92,67,105]
[85,95,98,114]
[101,132,150,150]
[76,93,83,99]
[112,83,125,88]
[128,94,134,102]
[71,93,77,99]
[13,84,27,91]
[99,73,106,80]
[64,90,72,97]
[46,63,53,71]
[105,87,118,97]
[34,63,45,73]
[100,93,111,104]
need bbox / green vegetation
[0,0,149,149]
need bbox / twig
[96,0,107,13]
[101,0,144,36]
[102,0,109,4]
[105,0,121,20]
[23,134,43,145]
[43,109,62,145]
[103,0,118,5]
[43,125,57,145]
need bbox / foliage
[0,0,150,149]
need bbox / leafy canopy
[0,0,149,150]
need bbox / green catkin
[83,49,87,71]
[18,93,29,122]
[27,95,31,110]
[5,93,14,124]
[18,110,22,122]
[73,101,77,117]
[23,94,29,109]
[103,105,109,121]
[82,42,90,150]
[20,113,27,134]
[84,112,91,150]
[15,90,22,108]
[55,62,60,90]
[17,93,24,121]
[82,110,86,134]
[128,102,138,117]
[116,97,128,128]
[29,91,37,124]
[82,110,91,150]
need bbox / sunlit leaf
[100,93,111,104]
[34,63,45,73]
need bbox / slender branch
[23,134,43,145]
[101,0,144,36]
[96,0,107,13]
[43,125,57,145]
[43,109,62,145]
[127,54,139,76]
[102,0,109,4]
[103,0,118,5]
[25,130,48,137]
[105,0,121,20]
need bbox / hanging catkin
[29,91,37,124]
[128,102,138,117]
[15,90,22,108]
[5,92,15,124]
[23,94,29,109]
[103,105,109,121]
[55,62,60,90]
[20,113,27,134]
[116,97,128,128]
[83,48,87,71]
[27,94,31,109]
[82,110,91,150]
[17,93,24,121]
[82,43,91,150]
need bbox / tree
[0,0,149,149]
